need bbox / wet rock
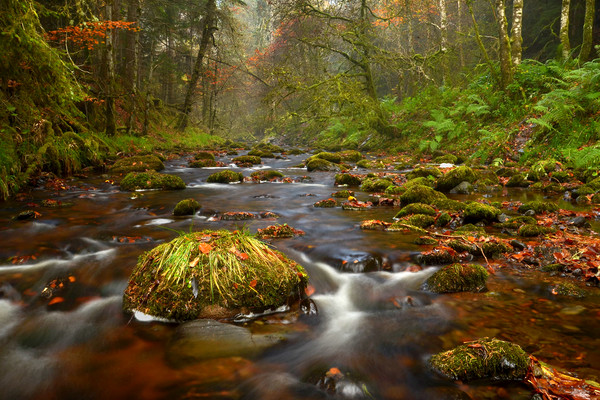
[417,248,460,265]
[518,201,559,214]
[524,209,536,217]
[395,203,436,218]
[250,170,284,181]
[356,159,372,169]
[569,216,590,228]
[360,178,393,193]
[337,252,383,273]
[248,149,274,158]
[497,213,509,223]
[313,198,337,208]
[194,151,216,161]
[337,150,364,162]
[454,224,485,234]
[541,263,565,273]
[414,236,439,245]
[167,319,281,365]
[552,282,586,298]
[407,166,442,180]
[256,224,305,239]
[424,263,488,293]
[509,240,527,251]
[220,212,255,221]
[400,184,446,206]
[207,170,244,183]
[429,338,529,381]
[123,229,308,321]
[463,202,501,224]
[341,200,373,210]
[480,241,512,258]
[189,159,218,168]
[331,190,355,198]
[312,367,373,399]
[436,212,452,227]
[120,172,186,191]
[110,155,165,174]
[173,198,200,216]
[518,224,556,237]
[13,210,39,221]
[436,166,477,191]
[232,155,261,165]
[449,181,474,194]
[334,173,363,186]
[433,198,466,212]
[360,220,392,230]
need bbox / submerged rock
[173,198,200,216]
[110,155,165,174]
[429,338,529,381]
[123,229,308,321]
[120,171,186,191]
[424,263,488,293]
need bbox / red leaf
[198,243,213,254]
[48,297,64,306]
[249,279,257,288]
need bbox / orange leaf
[249,279,257,287]
[198,243,213,254]
[48,297,64,305]
[238,252,249,261]
[304,285,315,296]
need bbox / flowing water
[0,153,599,400]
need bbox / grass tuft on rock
[429,337,529,381]
[120,171,185,191]
[123,229,308,321]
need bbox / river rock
[449,181,474,194]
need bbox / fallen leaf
[249,279,257,287]
[304,285,315,296]
[198,243,213,254]
[48,297,64,306]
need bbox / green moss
[542,263,565,273]
[518,201,559,214]
[591,193,600,204]
[306,158,339,172]
[254,143,284,153]
[174,198,201,216]
[433,154,458,164]
[575,185,596,196]
[433,198,466,212]
[360,178,393,192]
[506,173,531,188]
[553,282,586,298]
[356,159,372,169]
[455,224,485,234]
[436,212,452,227]
[400,185,447,206]
[250,170,285,181]
[122,230,308,321]
[334,173,363,186]
[395,203,436,218]
[314,198,337,207]
[417,248,459,265]
[425,263,489,293]
[331,190,355,198]
[401,214,435,228]
[550,170,571,183]
[337,150,364,162]
[233,155,261,165]
[189,159,218,168]
[287,148,305,155]
[429,338,529,381]
[436,166,477,191]
[310,152,342,164]
[385,185,405,195]
[414,236,439,245]
[543,182,564,193]
[447,240,477,253]
[518,224,556,237]
[110,155,165,174]
[463,202,501,223]
[480,242,512,257]
[120,172,186,191]
[206,170,244,183]
[248,149,275,158]
[476,170,500,185]
[495,216,538,229]
[404,176,436,189]
[407,166,442,180]
[194,151,215,161]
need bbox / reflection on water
[0,152,598,399]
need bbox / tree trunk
[496,0,513,88]
[560,0,571,61]
[579,0,595,62]
[438,0,449,84]
[125,0,140,134]
[457,0,465,68]
[104,0,116,136]
[511,0,523,66]
[467,0,498,83]
[177,0,218,131]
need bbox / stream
[0,152,599,400]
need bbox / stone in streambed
[173,198,200,216]
[110,155,165,174]
[207,170,243,183]
[436,166,477,192]
[424,263,488,293]
[120,171,185,191]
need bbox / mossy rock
[395,203,436,218]
[480,242,512,257]
[506,173,531,188]
[414,236,439,245]
[253,143,284,153]
[306,158,339,172]
[194,151,215,161]
[494,216,537,229]
[404,176,436,189]
[518,201,558,214]
[407,166,442,180]
[331,190,354,198]
[174,198,201,216]
[417,248,459,265]
[429,338,529,381]
[543,182,564,193]
[425,263,489,293]
[385,185,405,195]
[122,230,308,321]
[436,212,452,227]
[463,202,501,224]
[436,166,477,192]
[287,148,305,155]
[207,170,244,183]
[189,159,218,168]
[401,214,435,228]
[518,224,556,237]
[250,170,284,181]
[233,155,261,165]
[248,149,275,158]
[574,185,596,197]
[400,185,446,206]
[542,263,565,273]
[433,154,458,164]
[110,155,165,174]
[591,193,600,204]
[433,198,466,212]
[334,173,363,186]
[309,152,342,164]
[314,198,337,208]
[447,240,477,254]
[120,172,186,191]
[455,224,485,234]
[552,282,586,298]
[360,178,393,193]
[550,170,571,183]
[356,159,372,169]
[337,150,364,162]
[475,170,500,186]
[495,167,518,177]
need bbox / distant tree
[578,0,595,62]
[511,0,523,65]
[560,0,571,61]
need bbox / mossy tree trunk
[578,0,595,63]
[560,0,571,61]
[104,0,116,136]
[177,0,218,132]
[510,0,524,66]
[496,0,513,88]
[125,0,141,134]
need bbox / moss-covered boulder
[306,158,339,172]
[436,166,477,192]
[194,151,215,161]
[401,214,435,228]
[248,149,275,158]
[433,198,466,212]
[518,224,556,237]
[385,185,405,196]
[207,170,244,183]
[407,166,442,180]
[337,150,364,162]
[552,282,586,298]
[550,170,571,183]
[314,198,337,208]
[120,172,186,191]
[455,224,486,234]
[436,212,452,227]
[331,190,355,198]
[425,263,488,293]
[395,203,436,218]
[233,155,261,165]
[518,201,559,214]
[173,198,201,216]
[429,338,529,381]
[506,173,531,188]
[400,184,446,206]
[310,152,342,164]
[433,154,458,164]
[494,216,537,230]
[250,170,284,181]
[360,178,393,192]
[463,202,501,223]
[189,159,218,168]
[334,173,363,186]
[404,176,436,189]
[110,155,165,174]
[123,230,308,321]
[356,159,372,169]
